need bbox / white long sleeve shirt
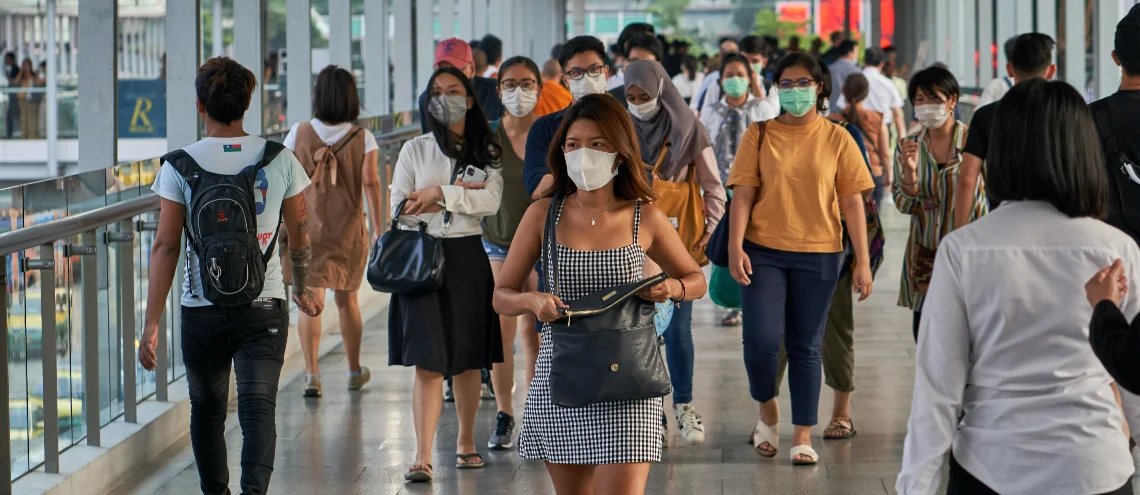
[389,134,503,238]
[897,200,1138,495]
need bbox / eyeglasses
[777,78,817,92]
[501,78,538,91]
[565,65,606,80]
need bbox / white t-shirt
[283,119,379,156]
[152,135,311,307]
[483,65,499,78]
[836,67,904,124]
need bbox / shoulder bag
[705,121,767,267]
[650,141,709,265]
[366,165,461,294]
[543,192,673,408]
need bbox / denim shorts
[482,239,509,262]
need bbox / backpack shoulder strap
[257,141,287,170]
[1094,106,1121,159]
[161,149,203,184]
[330,126,364,156]
[754,121,768,150]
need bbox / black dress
[387,235,503,376]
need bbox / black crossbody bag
[543,192,673,408]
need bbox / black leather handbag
[543,193,673,408]
[366,199,447,294]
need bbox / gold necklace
[572,195,617,226]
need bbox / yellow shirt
[726,117,874,253]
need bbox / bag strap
[543,192,565,297]
[331,127,363,156]
[753,120,768,180]
[650,141,671,176]
[1095,107,1122,160]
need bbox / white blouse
[389,133,503,238]
[896,200,1139,494]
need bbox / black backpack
[161,141,287,307]
[1094,106,1140,244]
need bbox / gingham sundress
[518,199,664,464]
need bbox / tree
[731,0,764,35]
[646,0,691,34]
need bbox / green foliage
[646,0,691,34]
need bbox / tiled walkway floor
[124,209,1137,494]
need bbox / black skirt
[388,235,504,376]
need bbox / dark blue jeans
[663,300,695,404]
[740,243,840,426]
[182,301,289,495]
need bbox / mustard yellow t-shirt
[726,117,873,253]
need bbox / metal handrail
[0,195,158,257]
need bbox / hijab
[623,60,711,180]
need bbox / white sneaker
[674,403,706,445]
[303,374,322,397]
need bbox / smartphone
[462,165,487,184]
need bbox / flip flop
[404,464,433,482]
[790,445,819,466]
[823,417,857,440]
[455,453,485,469]
[751,417,779,458]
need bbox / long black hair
[425,66,502,169]
[986,78,1108,218]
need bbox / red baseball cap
[434,38,473,70]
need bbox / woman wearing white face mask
[893,66,988,342]
[483,56,543,451]
[624,59,725,448]
[494,93,706,494]
[390,67,505,481]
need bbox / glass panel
[2,186,29,479]
[20,177,68,473]
[136,210,154,402]
[60,171,108,447]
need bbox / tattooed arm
[281,193,324,317]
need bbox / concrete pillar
[1015,0,1034,34]
[287,0,312,123]
[1096,0,1126,99]
[365,0,390,115]
[996,0,1016,72]
[166,0,200,149]
[439,0,455,40]
[212,0,223,58]
[329,0,351,68]
[392,0,414,112]
[473,0,488,38]
[488,0,504,46]
[233,0,265,135]
[414,0,434,97]
[1036,0,1057,39]
[1063,0,1086,90]
[572,0,586,36]
[978,0,995,86]
[961,0,978,87]
[933,0,948,64]
[458,0,474,41]
[45,0,57,175]
[78,0,116,173]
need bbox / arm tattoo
[289,196,313,294]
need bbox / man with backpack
[139,57,322,494]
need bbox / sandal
[720,310,742,327]
[790,445,819,465]
[751,417,779,458]
[404,464,433,482]
[455,453,485,469]
[823,417,857,440]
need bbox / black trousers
[182,300,289,495]
[948,454,1134,495]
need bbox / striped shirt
[893,121,988,311]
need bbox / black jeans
[182,300,289,495]
[948,454,1133,495]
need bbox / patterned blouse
[893,121,988,311]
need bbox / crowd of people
[130,4,1140,494]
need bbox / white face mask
[501,88,538,118]
[565,147,619,191]
[628,97,660,120]
[915,103,950,128]
[568,73,608,101]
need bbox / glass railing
[0,85,81,140]
[0,110,420,482]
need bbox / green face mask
[751,63,765,75]
[722,77,750,98]
[778,86,817,117]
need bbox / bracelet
[675,278,687,302]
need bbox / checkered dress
[518,199,664,465]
